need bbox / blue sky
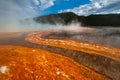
[0,0,120,19]
[0,0,120,31]
[40,0,90,15]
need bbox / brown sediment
[0,45,109,80]
[0,31,120,80]
[25,31,120,80]
[26,32,120,62]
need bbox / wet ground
[0,27,120,80]
[42,27,120,48]
[1,45,109,80]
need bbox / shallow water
[0,27,120,80]
[45,27,120,48]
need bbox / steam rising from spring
[0,17,91,32]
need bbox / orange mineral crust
[26,32,120,62]
[0,46,109,80]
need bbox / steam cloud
[0,14,89,32]
[0,0,94,32]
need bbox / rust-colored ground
[26,32,120,62]
[0,45,109,80]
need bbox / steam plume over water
[0,17,84,32]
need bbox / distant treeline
[33,12,120,27]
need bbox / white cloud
[0,0,39,32]
[0,0,55,19]
[94,2,102,8]
[90,0,120,5]
[33,0,55,10]
[0,0,38,19]
[60,0,120,16]
[39,0,55,10]
[0,0,56,32]
[33,0,40,5]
